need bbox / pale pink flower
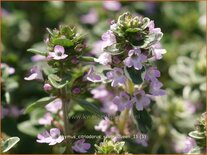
[37,128,64,145]
[45,98,62,113]
[81,9,98,24]
[24,66,44,81]
[38,113,53,125]
[72,139,91,153]
[94,52,112,65]
[131,90,151,111]
[103,1,121,11]
[86,67,102,82]
[48,45,68,60]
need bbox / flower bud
[71,57,79,64]
[72,87,81,94]
[43,83,53,91]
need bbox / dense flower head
[95,12,166,113]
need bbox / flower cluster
[87,12,167,146]
[89,12,166,112]
[24,26,91,153]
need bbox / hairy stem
[60,88,73,153]
[118,109,129,135]
[118,78,134,134]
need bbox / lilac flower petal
[103,1,121,11]
[81,9,98,24]
[149,80,166,96]
[37,128,64,145]
[24,66,44,81]
[43,83,53,91]
[86,67,102,82]
[106,68,126,87]
[95,117,111,132]
[124,48,146,70]
[54,45,65,54]
[50,128,60,138]
[91,85,113,99]
[152,48,166,60]
[45,98,62,113]
[144,67,160,82]
[72,139,91,153]
[113,92,132,111]
[132,90,151,111]
[123,57,133,67]
[94,52,112,65]
[101,30,116,48]
[38,113,53,125]
[48,45,68,60]
[31,55,46,62]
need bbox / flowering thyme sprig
[24,25,93,153]
[91,12,167,141]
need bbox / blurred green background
[1,1,206,154]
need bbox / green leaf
[141,17,150,29]
[46,27,54,36]
[104,43,124,55]
[124,66,145,85]
[52,38,74,47]
[188,146,205,154]
[48,74,68,89]
[189,131,206,140]
[2,137,20,153]
[133,108,152,133]
[27,48,47,56]
[24,97,54,114]
[75,99,104,118]
[141,32,163,48]
[80,56,95,62]
[5,92,10,104]
[126,28,141,33]
[41,62,58,75]
[17,121,43,136]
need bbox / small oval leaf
[132,108,152,133]
[75,99,104,118]
[124,66,145,85]
[52,38,74,47]
[27,48,47,56]
[2,137,20,153]
[48,74,68,89]
[24,97,54,114]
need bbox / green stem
[118,109,129,135]
[60,88,73,153]
[118,79,134,134]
